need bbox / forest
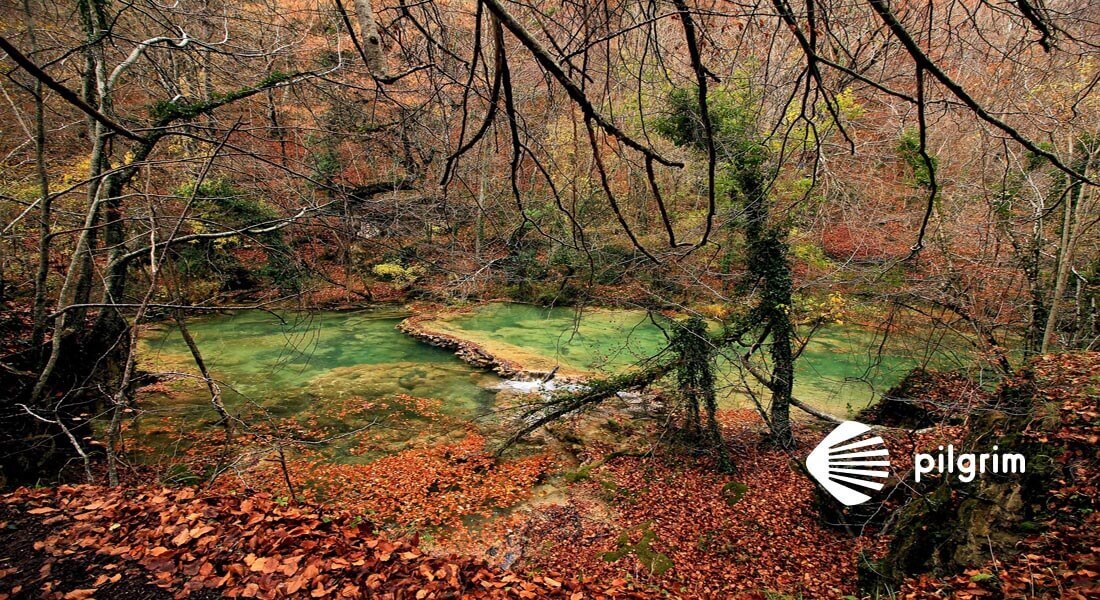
[0,0,1097,597]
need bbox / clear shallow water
[135,304,965,464]
[136,309,501,461]
[425,303,967,413]
[423,303,674,376]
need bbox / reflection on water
[429,303,968,414]
[136,309,501,463]
[135,304,965,464]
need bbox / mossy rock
[860,364,1070,595]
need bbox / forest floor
[0,410,949,599]
[1,354,1097,599]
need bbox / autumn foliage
[2,354,1098,600]
[237,433,554,529]
[0,485,594,599]
[897,353,1100,600]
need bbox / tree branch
[866,0,1093,185]
[0,34,143,141]
[479,0,682,169]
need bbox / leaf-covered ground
[0,411,895,599]
[481,411,866,598]
[0,485,603,599]
[2,353,1096,599]
[446,409,971,599]
[897,353,1100,600]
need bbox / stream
[134,303,965,465]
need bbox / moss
[721,481,748,506]
[1016,520,1047,533]
[600,522,674,575]
[563,464,594,483]
[861,365,1076,595]
[969,572,995,583]
[148,72,296,124]
[969,572,1000,591]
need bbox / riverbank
[398,302,670,382]
[0,411,878,598]
[397,311,529,380]
[5,353,1096,598]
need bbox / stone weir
[397,314,531,380]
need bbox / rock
[859,364,1067,595]
[396,316,524,378]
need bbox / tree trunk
[175,312,233,442]
[26,0,52,361]
[354,0,389,76]
[1042,155,1091,353]
[743,169,796,448]
[1025,218,1046,355]
[31,0,111,403]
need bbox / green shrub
[371,262,422,283]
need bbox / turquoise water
[427,303,967,413]
[423,303,674,375]
[137,309,501,460]
[134,304,966,463]
[142,309,497,408]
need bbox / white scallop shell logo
[806,421,891,506]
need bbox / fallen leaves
[225,432,553,529]
[490,409,865,598]
[898,353,1100,599]
[4,355,1096,599]
[1,484,594,599]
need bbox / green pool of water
[135,303,969,465]
[424,303,969,414]
[422,303,674,376]
[137,308,501,461]
[721,324,961,412]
